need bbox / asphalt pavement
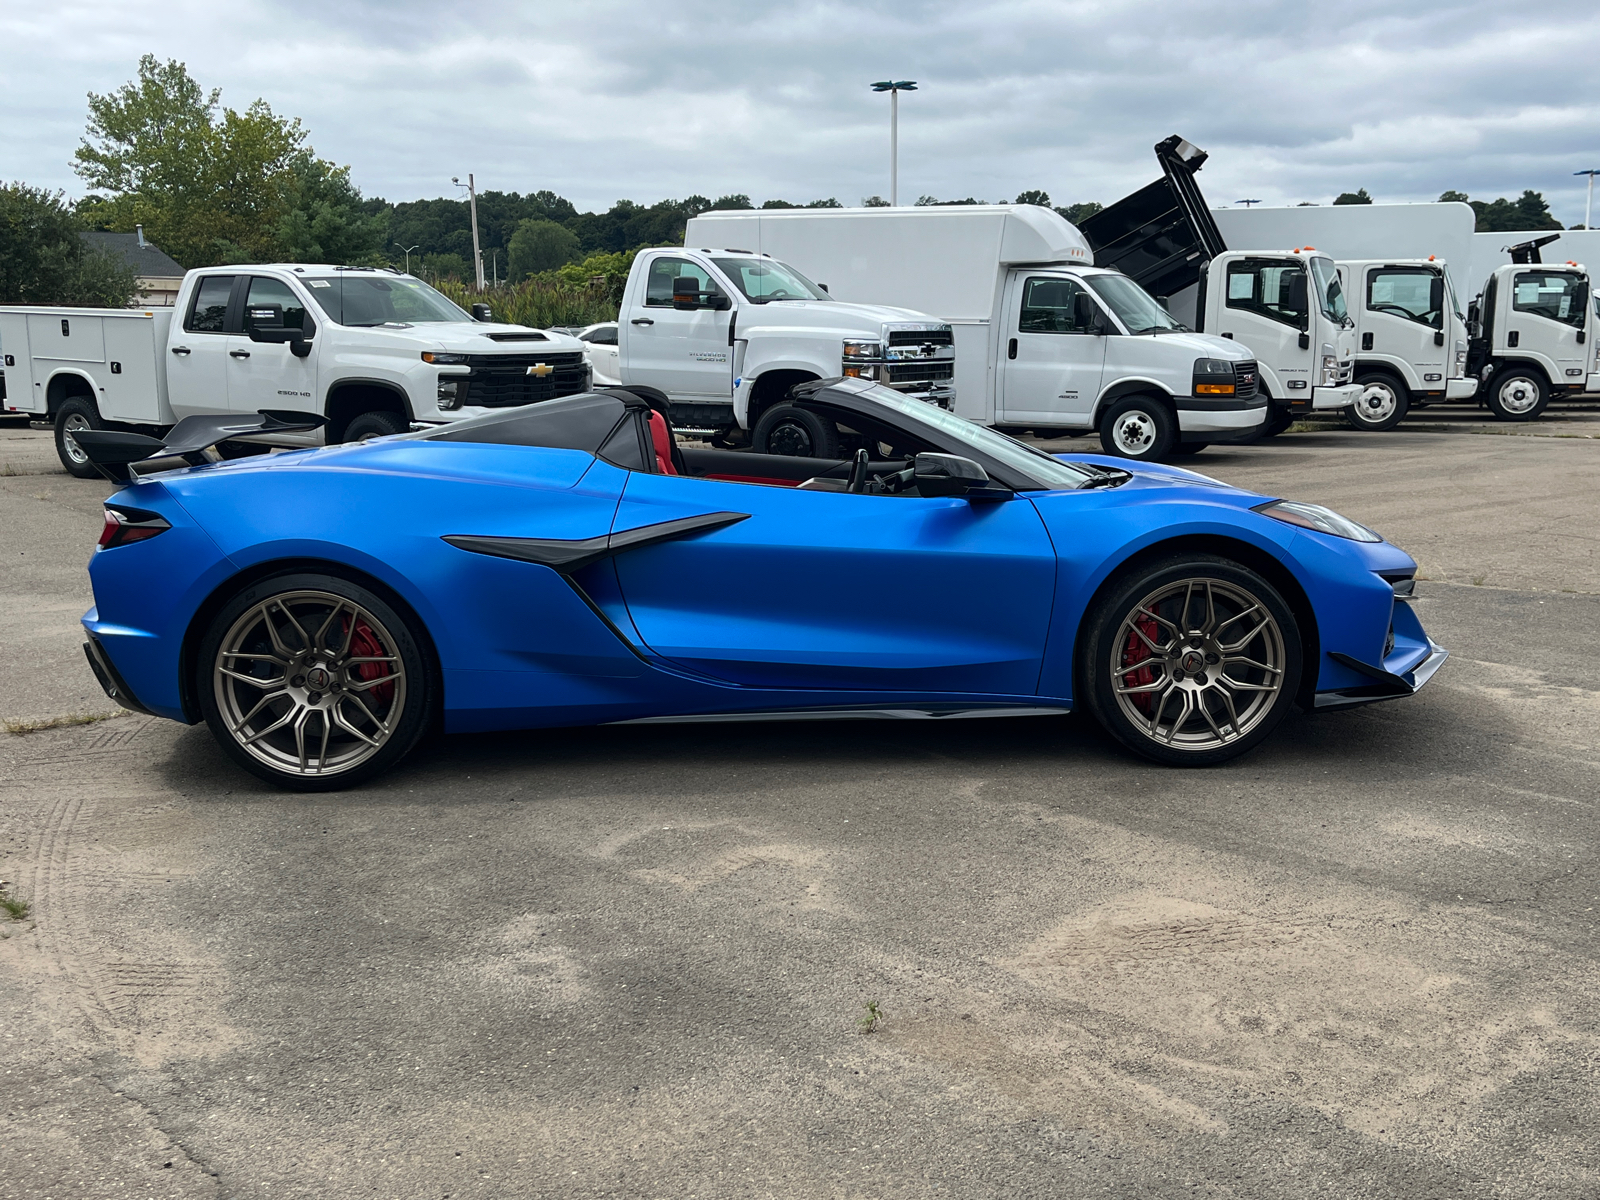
[2,408,1598,1199]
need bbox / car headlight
[1254,499,1381,543]
[842,339,883,360]
[422,351,469,364]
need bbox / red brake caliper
[1120,614,1161,714]
[345,618,395,706]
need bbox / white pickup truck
[0,264,589,477]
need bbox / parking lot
[3,407,1599,1198]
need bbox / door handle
[1361,332,1373,350]
[631,318,654,326]
[171,346,191,356]
[1507,330,1519,348]
[230,349,251,359]
[1007,337,1018,360]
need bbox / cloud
[3,0,1597,220]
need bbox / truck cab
[1467,255,1596,420]
[1337,258,1476,430]
[1195,249,1360,430]
[616,247,953,449]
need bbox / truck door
[999,276,1106,426]
[1361,265,1444,387]
[230,275,318,414]
[621,255,733,398]
[1215,257,1314,401]
[166,274,236,418]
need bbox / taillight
[98,506,171,549]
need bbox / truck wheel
[752,404,839,458]
[1255,404,1295,439]
[1485,369,1548,422]
[342,410,407,442]
[1345,371,1409,432]
[1173,442,1208,456]
[1099,395,1176,461]
[55,396,105,479]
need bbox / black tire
[342,410,407,443]
[1098,394,1176,461]
[1484,368,1548,422]
[197,572,436,791]
[1173,442,1208,456]
[752,404,839,458]
[1255,403,1295,439]
[1345,371,1410,432]
[1078,555,1302,767]
[55,395,105,479]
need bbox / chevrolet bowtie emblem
[526,363,553,377]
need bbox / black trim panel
[443,511,750,574]
[83,637,155,717]
[1173,395,1269,411]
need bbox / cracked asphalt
[2,406,1598,1199]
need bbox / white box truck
[682,204,1265,462]
[0,264,590,477]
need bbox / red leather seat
[647,410,677,475]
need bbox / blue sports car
[75,378,1445,790]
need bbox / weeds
[1471,573,1487,587]
[3,710,121,735]
[0,882,30,922]
[857,1000,884,1034]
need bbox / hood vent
[483,331,550,342]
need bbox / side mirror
[708,293,732,311]
[1073,292,1106,335]
[913,452,1000,499]
[246,304,315,357]
[672,277,700,310]
[471,303,493,322]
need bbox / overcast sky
[4,0,1599,222]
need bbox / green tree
[709,194,753,211]
[1438,188,1563,231]
[1056,201,1102,226]
[1333,188,1373,205]
[761,198,795,209]
[272,154,388,264]
[0,183,138,306]
[862,196,891,207]
[1438,190,1470,204]
[1015,189,1051,206]
[805,198,843,208]
[508,218,580,278]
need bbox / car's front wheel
[752,404,840,458]
[197,573,434,790]
[1079,555,1302,766]
[1099,395,1176,461]
[1346,371,1409,431]
[1485,369,1548,422]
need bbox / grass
[435,276,618,331]
[1471,574,1488,587]
[0,882,30,922]
[857,1000,884,1034]
[3,710,122,735]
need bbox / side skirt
[610,705,1072,726]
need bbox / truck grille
[885,361,955,385]
[459,352,587,408]
[887,328,954,347]
[1233,360,1258,399]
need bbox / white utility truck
[613,245,954,452]
[1335,259,1477,430]
[0,264,589,477]
[1082,137,1362,437]
[1462,235,1597,420]
[681,205,1265,461]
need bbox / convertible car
[75,379,1445,790]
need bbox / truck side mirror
[470,303,493,322]
[913,452,992,498]
[246,304,315,357]
[708,293,732,311]
[1073,292,1106,335]
[672,277,700,310]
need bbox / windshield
[710,257,831,303]
[1310,257,1349,324]
[1086,274,1184,333]
[302,274,474,326]
[853,384,1097,490]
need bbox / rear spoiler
[70,410,328,485]
[1077,134,1228,299]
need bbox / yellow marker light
[1195,383,1235,395]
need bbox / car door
[580,323,621,386]
[1362,265,1442,379]
[621,255,734,398]
[1216,257,1313,397]
[166,274,236,418]
[230,275,319,414]
[607,471,1058,696]
[999,275,1107,425]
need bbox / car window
[1367,268,1443,330]
[1018,277,1090,333]
[245,277,309,331]
[1512,271,1587,329]
[1225,259,1309,330]
[185,276,235,333]
[644,258,721,308]
[582,325,617,345]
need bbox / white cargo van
[0,265,589,477]
[684,205,1264,461]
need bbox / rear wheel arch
[1074,534,1321,711]
[179,557,442,726]
[46,370,98,417]
[324,380,413,443]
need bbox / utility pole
[1576,169,1599,230]
[871,81,917,206]
[453,175,486,290]
[394,243,418,273]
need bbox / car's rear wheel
[752,404,840,458]
[1345,371,1409,431]
[198,573,434,790]
[56,396,105,479]
[1079,556,1302,766]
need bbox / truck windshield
[710,258,832,303]
[301,274,474,326]
[1310,257,1349,324]
[1085,274,1185,333]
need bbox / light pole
[452,174,486,290]
[1237,199,1261,207]
[871,80,917,206]
[1576,169,1599,230]
[394,243,418,273]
